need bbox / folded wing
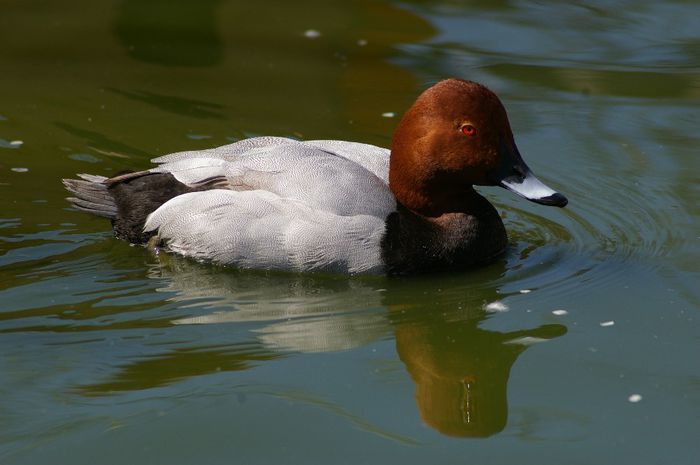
[144,137,396,274]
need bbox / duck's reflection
[380,272,567,437]
[80,256,566,438]
[394,314,565,437]
[156,257,391,353]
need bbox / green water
[1,0,699,463]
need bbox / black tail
[63,174,118,219]
[63,171,222,244]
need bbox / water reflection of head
[384,276,567,438]
[397,318,565,437]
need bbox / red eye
[462,125,476,137]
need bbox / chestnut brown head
[389,79,567,216]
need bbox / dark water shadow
[80,342,278,395]
[107,88,226,120]
[55,122,150,158]
[115,0,223,67]
[488,63,700,99]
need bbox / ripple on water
[0,138,23,149]
[493,154,683,300]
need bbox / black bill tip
[530,192,568,208]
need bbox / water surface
[1,1,699,464]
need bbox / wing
[305,140,390,183]
[151,136,296,163]
[149,138,394,218]
[151,137,390,183]
[144,190,388,275]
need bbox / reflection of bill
[395,319,566,437]
[85,256,566,438]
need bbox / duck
[64,79,567,275]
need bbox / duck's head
[389,79,567,217]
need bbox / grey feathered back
[145,137,396,274]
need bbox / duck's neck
[381,191,507,275]
[389,145,490,218]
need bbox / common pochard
[64,79,567,275]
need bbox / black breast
[380,199,507,275]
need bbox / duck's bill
[499,169,568,207]
[491,141,568,207]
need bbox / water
[1,0,699,463]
